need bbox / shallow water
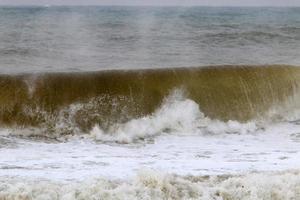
[1,121,300,182]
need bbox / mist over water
[0,6,299,73]
[1,6,300,199]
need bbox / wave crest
[0,65,299,140]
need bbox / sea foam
[1,170,300,200]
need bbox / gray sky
[0,0,299,6]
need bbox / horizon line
[0,4,299,7]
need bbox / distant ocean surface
[1,6,300,200]
[0,6,299,73]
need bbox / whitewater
[0,6,300,200]
[1,89,300,199]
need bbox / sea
[0,6,300,200]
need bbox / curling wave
[0,65,299,138]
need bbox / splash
[90,89,257,143]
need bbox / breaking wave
[90,89,257,143]
[0,65,300,140]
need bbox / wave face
[0,65,299,136]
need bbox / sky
[0,0,299,6]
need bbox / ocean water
[0,6,300,73]
[0,6,300,200]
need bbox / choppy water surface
[0,6,299,73]
[0,6,300,200]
